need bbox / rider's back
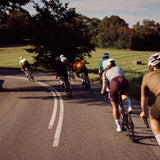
[141,70,160,97]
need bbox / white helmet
[61,57,67,62]
[60,54,64,58]
[106,59,116,67]
[102,52,109,58]
[19,56,23,60]
[75,57,81,61]
[148,53,160,67]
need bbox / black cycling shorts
[22,61,30,70]
[76,66,88,77]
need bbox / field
[0,45,158,104]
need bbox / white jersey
[103,66,125,86]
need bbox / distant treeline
[1,8,160,51]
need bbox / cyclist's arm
[140,96,149,119]
[140,76,149,119]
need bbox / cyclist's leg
[110,79,122,132]
[150,116,160,145]
[149,97,160,145]
[76,67,84,82]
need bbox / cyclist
[99,52,110,84]
[101,58,133,132]
[54,56,71,90]
[60,56,73,73]
[74,56,91,87]
[19,56,31,76]
[140,53,160,146]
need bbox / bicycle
[103,91,110,102]
[81,72,92,93]
[143,115,149,128]
[118,90,135,142]
[61,76,72,97]
[68,70,76,81]
[24,68,34,82]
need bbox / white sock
[80,77,84,81]
[60,79,63,84]
[115,119,121,127]
[155,134,160,146]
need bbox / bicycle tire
[143,116,149,128]
[64,81,72,97]
[125,112,134,142]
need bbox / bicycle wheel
[64,81,72,97]
[28,73,34,82]
[126,112,134,142]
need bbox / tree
[0,0,30,11]
[96,15,128,48]
[27,0,95,69]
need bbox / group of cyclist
[19,52,160,146]
[54,54,91,90]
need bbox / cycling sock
[124,98,132,107]
[80,77,84,81]
[115,119,121,127]
[155,134,160,146]
[60,79,63,84]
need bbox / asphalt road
[0,69,159,160]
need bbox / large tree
[27,0,95,69]
[96,15,128,48]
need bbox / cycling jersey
[141,70,160,120]
[74,61,85,71]
[98,58,109,73]
[19,58,27,66]
[54,61,68,80]
[103,66,125,85]
[141,70,160,97]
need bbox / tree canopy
[27,0,95,69]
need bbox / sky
[25,0,160,27]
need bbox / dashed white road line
[4,76,64,147]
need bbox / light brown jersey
[141,70,160,97]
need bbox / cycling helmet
[61,57,67,62]
[148,53,160,67]
[106,58,116,67]
[19,56,23,60]
[60,54,64,58]
[55,56,60,61]
[75,57,81,61]
[102,52,109,58]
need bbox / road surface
[0,69,159,160]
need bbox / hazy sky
[25,0,160,27]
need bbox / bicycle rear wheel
[126,113,134,142]
[64,81,72,97]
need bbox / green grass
[0,45,35,68]
[0,46,158,104]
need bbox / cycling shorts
[150,95,160,121]
[22,61,30,70]
[76,66,88,77]
[109,76,129,103]
[57,71,68,80]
